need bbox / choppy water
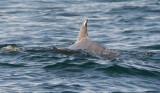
[0,0,160,92]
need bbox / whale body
[68,19,110,55]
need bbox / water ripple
[0,0,160,92]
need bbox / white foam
[2,45,20,51]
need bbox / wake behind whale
[68,19,116,56]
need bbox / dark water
[0,0,160,92]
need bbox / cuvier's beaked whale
[68,19,114,55]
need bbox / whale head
[76,19,88,42]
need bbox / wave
[139,45,160,50]
[43,59,160,77]
[0,44,159,58]
[0,44,159,62]
[44,61,100,69]
[1,44,159,78]
[92,0,130,2]
[0,62,26,68]
[58,13,80,17]
[96,64,160,77]
[108,5,149,14]
[108,3,160,16]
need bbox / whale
[68,19,113,55]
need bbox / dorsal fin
[76,19,88,42]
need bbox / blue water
[0,0,160,92]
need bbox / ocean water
[0,0,160,92]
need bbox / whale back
[69,37,106,54]
[68,19,109,54]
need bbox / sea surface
[0,0,160,92]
